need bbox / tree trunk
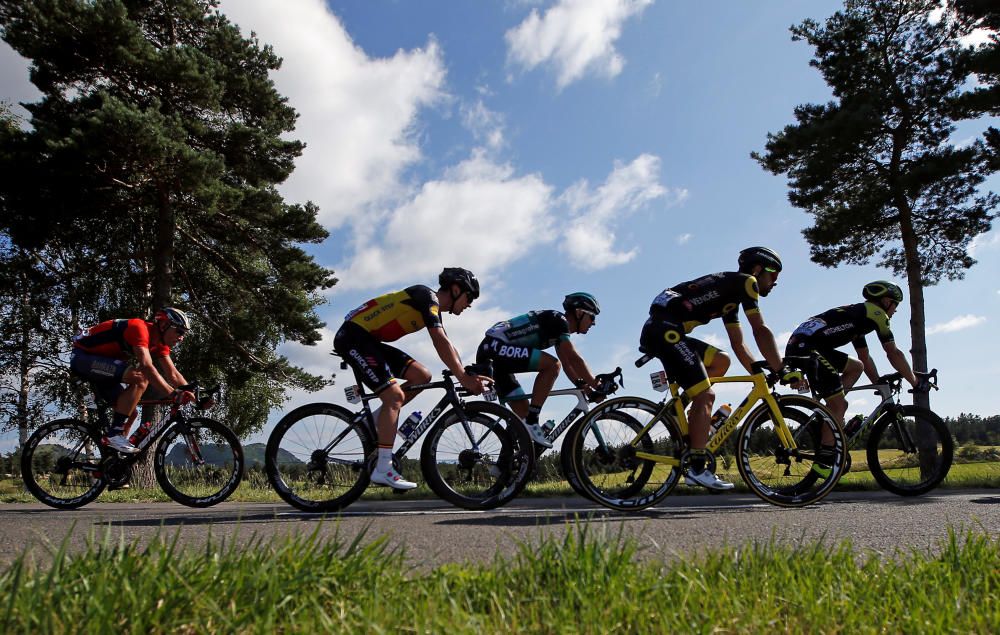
[16,287,31,447]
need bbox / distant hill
[162,443,302,468]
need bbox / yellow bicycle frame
[632,371,797,466]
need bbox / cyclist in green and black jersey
[786,281,922,427]
[475,292,602,447]
[640,247,788,490]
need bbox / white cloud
[926,314,986,335]
[649,71,663,97]
[505,0,654,89]
[701,332,726,349]
[461,99,506,151]
[676,233,692,245]
[335,150,555,290]
[219,0,447,229]
[559,153,683,270]
[969,231,1000,256]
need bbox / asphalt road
[1,489,997,569]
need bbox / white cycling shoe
[370,467,418,490]
[525,423,553,449]
[684,468,735,491]
[105,434,140,454]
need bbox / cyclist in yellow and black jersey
[640,247,788,490]
[786,281,921,427]
[333,268,491,490]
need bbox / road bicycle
[21,381,244,509]
[796,368,952,496]
[502,369,623,497]
[564,353,848,510]
[265,360,534,513]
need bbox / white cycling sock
[376,446,394,473]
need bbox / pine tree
[752,0,998,411]
[0,0,337,437]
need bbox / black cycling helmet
[862,280,903,304]
[738,246,783,273]
[563,292,601,315]
[154,307,191,332]
[438,267,480,300]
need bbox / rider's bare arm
[428,327,486,394]
[854,345,880,383]
[882,341,917,386]
[155,354,188,388]
[133,346,176,396]
[555,340,597,388]
[745,311,783,372]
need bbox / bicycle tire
[736,397,846,507]
[21,418,107,509]
[154,417,245,507]
[265,403,375,513]
[866,405,953,496]
[420,401,534,510]
[560,426,594,501]
[566,396,683,511]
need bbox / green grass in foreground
[1,526,998,633]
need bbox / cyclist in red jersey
[70,307,195,454]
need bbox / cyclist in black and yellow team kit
[640,247,789,490]
[786,281,924,428]
[475,292,603,447]
[333,267,491,490]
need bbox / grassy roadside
[0,526,997,633]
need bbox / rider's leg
[375,382,406,448]
[705,350,730,378]
[687,386,716,449]
[841,358,864,391]
[824,392,849,426]
[111,368,148,435]
[399,361,432,406]
[527,352,560,424]
[370,381,417,489]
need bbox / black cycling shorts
[333,321,415,394]
[786,339,849,399]
[69,350,129,403]
[475,336,544,402]
[639,317,719,398]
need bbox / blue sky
[1,0,998,451]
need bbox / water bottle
[541,419,556,434]
[844,414,864,437]
[709,404,733,432]
[128,421,153,446]
[397,411,421,439]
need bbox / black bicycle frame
[339,367,485,461]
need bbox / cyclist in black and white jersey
[786,281,922,427]
[640,247,789,490]
[476,292,602,446]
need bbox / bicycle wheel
[866,405,953,496]
[567,396,683,511]
[560,426,594,501]
[154,417,245,507]
[736,398,846,507]
[265,403,375,513]
[420,401,534,510]
[21,418,107,509]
